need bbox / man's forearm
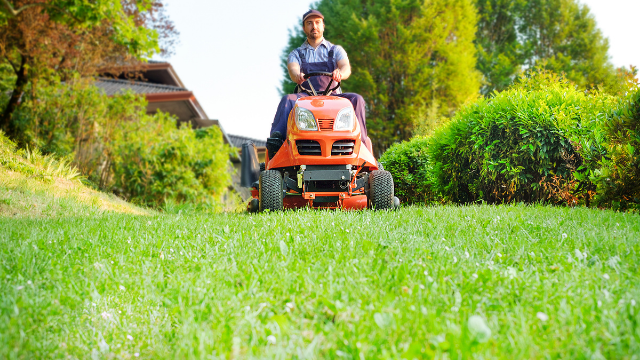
[288,63,302,83]
[338,63,351,80]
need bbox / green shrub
[6,78,235,210]
[110,114,232,209]
[10,77,148,186]
[592,89,640,210]
[428,71,615,204]
[379,137,435,204]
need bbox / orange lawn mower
[241,72,399,212]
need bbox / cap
[302,9,324,23]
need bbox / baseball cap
[302,9,324,23]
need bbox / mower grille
[331,140,355,156]
[297,140,322,156]
[318,119,334,131]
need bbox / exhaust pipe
[240,142,260,188]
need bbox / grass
[1,205,639,359]
[0,167,150,218]
[0,131,149,218]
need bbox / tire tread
[368,170,394,210]
[259,170,283,211]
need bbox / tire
[368,170,394,210]
[247,198,259,213]
[259,170,283,212]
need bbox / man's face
[303,16,324,40]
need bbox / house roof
[228,134,267,148]
[95,77,209,122]
[96,62,257,150]
[139,61,186,88]
[94,78,187,95]
[100,60,186,88]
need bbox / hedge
[383,71,640,209]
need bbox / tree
[475,0,624,94]
[474,0,526,94]
[0,0,176,138]
[281,0,481,155]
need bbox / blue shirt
[287,38,348,68]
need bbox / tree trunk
[1,55,28,136]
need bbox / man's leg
[335,93,373,153]
[270,93,305,137]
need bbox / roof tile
[94,78,188,95]
[228,134,267,148]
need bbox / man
[268,9,372,154]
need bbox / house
[94,60,266,199]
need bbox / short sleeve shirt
[288,38,348,68]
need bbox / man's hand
[332,69,342,83]
[295,72,306,85]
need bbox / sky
[158,0,640,141]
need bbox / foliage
[475,0,627,95]
[0,0,162,55]
[474,0,525,94]
[0,129,82,181]
[8,77,149,187]
[6,78,234,210]
[428,71,616,204]
[0,0,177,136]
[110,114,232,209]
[1,205,639,358]
[592,89,640,211]
[281,0,481,155]
[379,136,435,204]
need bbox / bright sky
[159,0,640,140]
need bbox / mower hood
[296,96,353,120]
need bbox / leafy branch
[1,0,50,16]
[0,0,78,22]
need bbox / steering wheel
[294,71,341,96]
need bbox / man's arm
[332,58,351,83]
[287,62,305,85]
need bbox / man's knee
[342,93,364,106]
[277,94,299,107]
[285,94,299,101]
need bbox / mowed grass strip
[1,205,639,359]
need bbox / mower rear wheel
[259,170,283,212]
[368,170,394,210]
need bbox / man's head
[302,10,324,41]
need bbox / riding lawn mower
[241,72,399,212]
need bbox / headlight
[295,107,318,131]
[334,107,355,131]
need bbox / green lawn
[1,205,639,359]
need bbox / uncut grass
[0,169,149,218]
[1,205,639,359]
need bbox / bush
[427,71,615,205]
[6,77,234,210]
[111,114,232,209]
[9,77,149,187]
[379,137,435,204]
[592,89,640,210]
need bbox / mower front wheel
[259,170,283,212]
[368,170,395,210]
